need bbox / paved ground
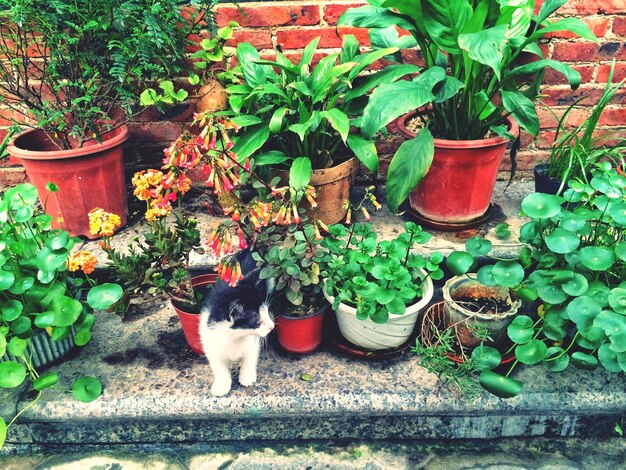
[2,438,626,469]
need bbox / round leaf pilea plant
[320,220,444,324]
[0,184,122,447]
[441,163,626,398]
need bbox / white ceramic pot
[323,271,434,350]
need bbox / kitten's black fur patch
[202,251,271,329]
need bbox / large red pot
[8,126,129,238]
[171,273,218,355]
[275,303,327,354]
[398,113,519,227]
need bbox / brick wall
[1,0,626,187]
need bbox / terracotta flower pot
[171,273,217,355]
[398,113,519,228]
[323,271,434,351]
[275,304,328,354]
[276,157,358,225]
[8,126,129,238]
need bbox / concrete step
[2,179,625,451]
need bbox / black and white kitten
[199,251,275,397]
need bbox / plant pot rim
[8,124,130,160]
[397,111,519,148]
[171,273,218,314]
[275,156,358,185]
[442,274,521,321]
[276,302,329,320]
[322,269,434,318]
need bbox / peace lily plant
[338,0,598,211]
[442,163,626,398]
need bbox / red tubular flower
[221,174,234,192]
[314,224,322,241]
[292,203,301,224]
[237,227,248,249]
[345,208,352,225]
[362,207,372,221]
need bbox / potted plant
[0,183,122,448]
[338,0,597,226]
[226,36,407,224]
[318,212,443,351]
[535,61,626,194]
[0,0,215,237]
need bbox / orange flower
[88,208,122,237]
[67,251,98,275]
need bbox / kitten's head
[228,299,274,337]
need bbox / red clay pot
[171,273,218,355]
[8,125,129,239]
[275,304,328,354]
[398,113,519,226]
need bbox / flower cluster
[132,169,191,221]
[216,258,244,287]
[88,208,122,237]
[67,250,98,275]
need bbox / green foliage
[319,221,442,324]
[227,36,409,186]
[0,0,216,149]
[545,60,626,186]
[0,183,121,449]
[338,0,596,211]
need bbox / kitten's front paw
[211,380,231,397]
[239,370,257,387]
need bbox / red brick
[552,41,600,62]
[536,130,557,149]
[127,122,186,143]
[276,27,369,50]
[323,3,366,26]
[537,107,590,129]
[557,0,625,15]
[545,18,609,39]
[597,62,626,82]
[0,167,28,189]
[282,51,327,68]
[543,64,594,85]
[229,30,273,50]
[598,107,626,126]
[614,18,626,37]
[216,5,320,27]
[542,85,626,106]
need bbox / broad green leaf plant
[227,35,412,188]
[319,220,444,324]
[0,184,122,448]
[338,0,598,212]
[442,163,626,397]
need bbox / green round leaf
[514,287,538,303]
[537,284,568,304]
[579,246,615,271]
[465,237,492,256]
[45,182,59,192]
[8,277,34,295]
[521,193,563,219]
[570,351,598,370]
[515,339,548,365]
[0,270,16,290]
[34,372,59,391]
[445,251,475,276]
[14,206,34,223]
[608,288,626,314]
[471,345,502,371]
[587,281,610,307]
[478,370,522,398]
[507,315,534,344]
[561,273,588,296]
[74,331,92,347]
[7,337,27,357]
[476,265,497,286]
[45,232,70,251]
[616,242,626,262]
[1,300,23,322]
[72,376,103,403]
[35,247,69,272]
[545,228,580,254]
[543,346,570,372]
[0,361,27,388]
[10,317,31,335]
[34,311,55,329]
[51,326,71,342]
[578,325,606,350]
[597,343,623,373]
[491,260,524,288]
[593,309,626,338]
[608,202,626,225]
[566,296,601,328]
[50,296,83,327]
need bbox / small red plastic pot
[8,125,129,238]
[171,273,217,355]
[398,112,518,227]
[275,304,328,354]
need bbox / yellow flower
[67,250,98,275]
[132,169,165,201]
[88,208,122,237]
